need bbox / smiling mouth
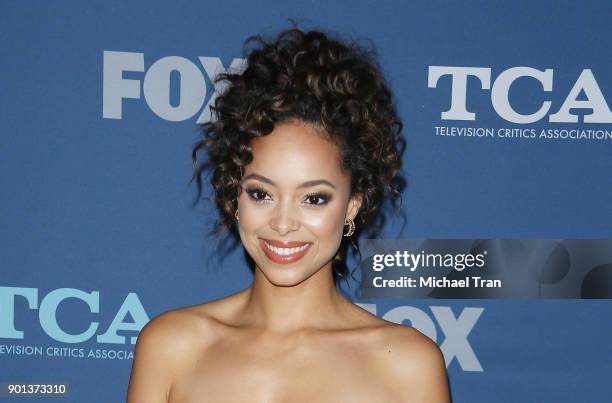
[259,239,313,264]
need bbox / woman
[127,26,451,403]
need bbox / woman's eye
[305,193,330,206]
[246,187,270,202]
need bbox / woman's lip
[259,239,312,264]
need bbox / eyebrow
[241,173,337,190]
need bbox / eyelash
[244,186,331,207]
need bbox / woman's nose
[269,202,300,235]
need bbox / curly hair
[191,26,406,287]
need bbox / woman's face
[237,120,362,287]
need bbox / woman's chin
[257,268,312,287]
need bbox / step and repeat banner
[2,1,611,402]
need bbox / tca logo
[428,66,612,124]
[0,286,148,345]
[102,50,246,122]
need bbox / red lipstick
[259,238,312,264]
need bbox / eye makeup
[243,185,332,207]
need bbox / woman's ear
[347,192,363,221]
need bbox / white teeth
[264,241,309,256]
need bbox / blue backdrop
[2,1,611,402]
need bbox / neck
[241,262,349,334]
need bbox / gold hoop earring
[343,218,355,237]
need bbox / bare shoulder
[138,304,220,352]
[126,304,222,403]
[370,322,451,403]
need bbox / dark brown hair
[191,26,406,287]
